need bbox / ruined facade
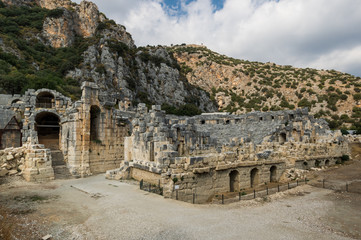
[0,82,131,181]
[0,82,350,203]
[107,104,349,203]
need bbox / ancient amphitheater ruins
[0,82,350,203]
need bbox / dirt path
[0,144,360,240]
[0,171,360,240]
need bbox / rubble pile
[0,147,26,177]
[279,168,309,182]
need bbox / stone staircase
[51,150,73,179]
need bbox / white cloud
[73,0,361,77]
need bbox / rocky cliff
[1,0,360,126]
[0,0,216,113]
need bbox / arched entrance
[303,161,309,170]
[36,92,54,108]
[279,133,286,144]
[325,160,330,166]
[270,166,277,182]
[90,105,101,141]
[250,168,259,188]
[35,112,60,150]
[229,170,240,192]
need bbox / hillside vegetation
[0,1,215,115]
[170,44,361,131]
[0,2,84,99]
[0,0,360,129]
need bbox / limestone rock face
[39,0,134,48]
[171,44,361,122]
[67,45,217,112]
[2,0,214,112]
[42,9,75,48]
[74,1,100,37]
[37,0,73,9]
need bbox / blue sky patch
[162,0,225,16]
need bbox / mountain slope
[0,0,216,114]
[169,44,361,130]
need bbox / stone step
[51,150,65,166]
[53,165,73,180]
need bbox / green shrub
[95,64,106,74]
[298,98,312,108]
[354,94,361,101]
[96,22,107,32]
[340,129,349,135]
[108,41,130,56]
[341,155,350,161]
[47,8,64,18]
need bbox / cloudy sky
[74,0,361,77]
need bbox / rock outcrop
[66,44,216,112]
[40,0,133,48]
[37,0,73,9]
[0,0,215,112]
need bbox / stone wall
[117,105,350,203]
[0,144,54,182]
[0,82,132,181]
[60,82,131,177]
[22,144,54,182]
[131,167,161,185]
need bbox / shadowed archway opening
[229,170,240,192]
[35,112,60,150]
[250,168,259,188]
[303,161,309,170]
[279,133,286,144]
[270,166,277,182]
[36,92,54,108]
[90,105,101,141]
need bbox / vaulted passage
[90,105,101,141]
[36,92,54,108]
[270,166,277,182]
[35,112,60,150]
[250,168,259,188]
[229,170,240,192]
[279,133,287,144]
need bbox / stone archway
[279,133,287,144]
[303,161,309,170]
[250,168,259,188]
[36,92,54,108]
[229,170,240,192]
[270,166,277,182]
[90,105,101,141]
[35,112,60,150]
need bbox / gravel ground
[1,174,360,240]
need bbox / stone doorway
[250,168,259,188]
[279,133,286,144]
[229,170,240,192]
[90,105,101,141]
[35,112,60,150]
[270,166,277,182]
